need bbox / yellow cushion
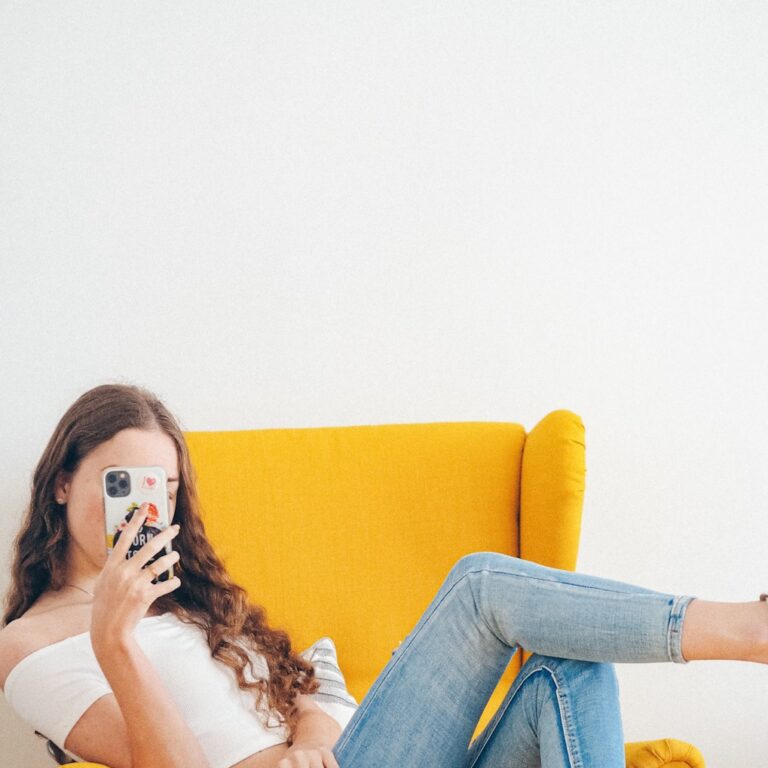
[624,738,706,767]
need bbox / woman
[1,383,766,768]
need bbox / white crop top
[3,612,352,768]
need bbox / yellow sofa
[51,410,705,767]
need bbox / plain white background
[1,2,767,765]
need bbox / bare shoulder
[1,593,163,690]
[0,597,91,690]
[0,614,53,690]
[0,619,132,767]
[1,598,134,767]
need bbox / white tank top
[3,612,350,767]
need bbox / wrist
[92,630,136,662]
[290,709,342,749]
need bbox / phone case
[102,465,174,584]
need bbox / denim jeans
[331,551,696,768]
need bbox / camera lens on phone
[107,472,117,483]
[118,479,128,488]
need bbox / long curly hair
[2,383,320,747]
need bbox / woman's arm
[290,707,343,750]
[95,634,209,768]
[275,706,343,768]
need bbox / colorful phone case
[102,465,174,584]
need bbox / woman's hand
[276,744,340,768]
[91,502,181,656]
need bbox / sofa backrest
[183,410,585,700]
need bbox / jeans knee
[451,551,518,579]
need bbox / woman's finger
[111,503,150,559]
[130,522,180,573]
[144,548,180,579]
[151,574,182,597]
[140,548,180,586]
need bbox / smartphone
[102,465,174,584]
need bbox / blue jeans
[331,551,696,768]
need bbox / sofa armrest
[625,738,706,767]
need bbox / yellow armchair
[49,410,704,767]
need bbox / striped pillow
[300,636,358,732]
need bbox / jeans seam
[543,663,581,768]
[467,663,581,768]
[465,564,669,596]
[465,665,533,768]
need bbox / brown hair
[2,383,320,747]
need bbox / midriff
[230,741,290,768]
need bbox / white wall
[1,1,766,764]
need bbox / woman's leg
[332,551,696,768]
[464,653,625,768]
